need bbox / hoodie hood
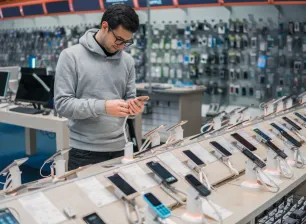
[79,28,122,59]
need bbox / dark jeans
[68,148,124,171]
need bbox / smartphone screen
[107,174,137,196]
[253,128,272,141]
[146,161,177,184]
[210,141,232,157]
[282,117,302,130]
[83,213,106,224]
[241,148,266,169]
[183,150,205,166]
[231,133,257,151]
[295,112,306,122]
[185,174,211,197]
[144,193,162,207]
[0,209,19,224]
[265,141,288,159]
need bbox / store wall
[0,5,305,30]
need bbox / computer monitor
[0,66,20,80]
[0,71,10,99]
[15,73,54,104]
[21,67,47,76]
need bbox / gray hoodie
[54,29,136,152]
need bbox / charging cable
[294,148,305,168]
[199,167,214,191]
[282,139,305,168]
[200,122,214,134]
[139,137,152,152]
[39,161,53,178]
[277,157,294,179]
[123,199,142,224]
[215,153,239,176]
[201,197,223,224]
[165,135,176,145]
[255,168,280,193]
[283,140,305,168]
[226,160,239,176]
[160,184,187,205]
[123,116,130,143]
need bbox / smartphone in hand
[136,96,150,101]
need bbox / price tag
[76,177,117,207]
[120,164,158,191]
[19,192,67,224]
[157,152,191,176]
[189,143,218,164]
[202,200,233,221]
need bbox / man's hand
[128,98,144,116]
[105,100,130,117]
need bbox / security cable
[39,161,52,178]
[160,184,186,205]
[123,199,142,224]
[295,148,305,168]
[255,168,280,193]
[277,157,294,179]
[226,160,239,176]
[199,167,214,191]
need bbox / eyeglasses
[109,27,134,47]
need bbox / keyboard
[9,107,44,114]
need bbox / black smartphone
[253,128,272,141]
[241,148,266,169]
[146,161,177,185]
[183,150,205,166]
[209,141,232,157]
[265,141,288,159]
[231,133,257,151]
[83,213,106,224]
[282,117,302,131]
[185,174,211,197]
[107,173,138,200]
[294,112,306,122]
[270,123,302,147]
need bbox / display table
[0,105,69,155]
[136,83,206,142]
[1,105,306,224]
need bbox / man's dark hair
[101,4,139,33]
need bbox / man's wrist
[94,100,106,115]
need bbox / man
[54,4,143,170]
